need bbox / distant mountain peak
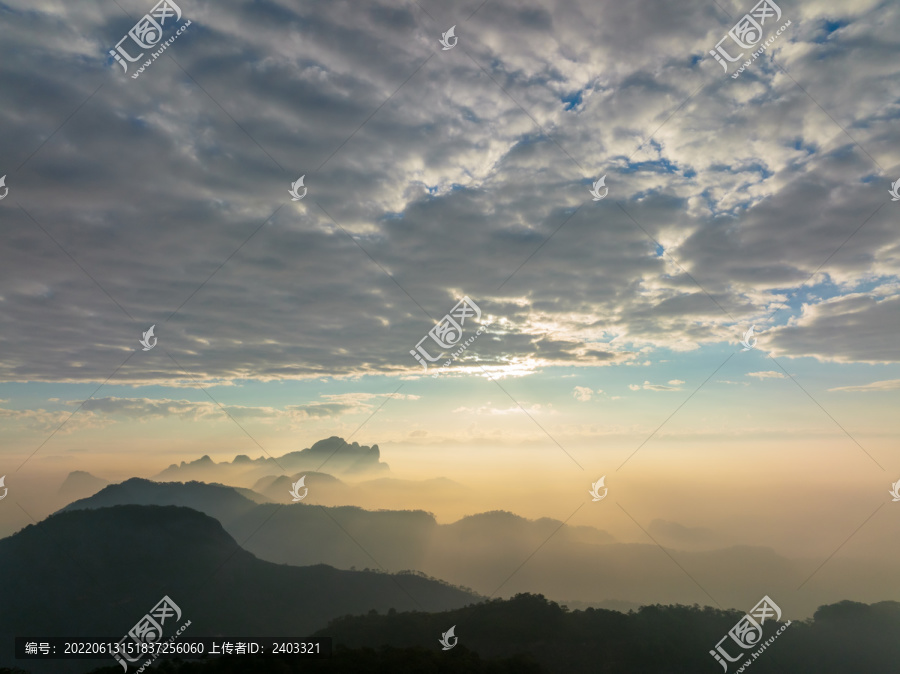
[281,436,387,474]
[57,470,109,502]
[154,436,389,482]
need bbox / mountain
[59,479,439,570]
[61,480,900,620]
[153,436,389,484]
[306,593,900,673]
[442,510,616,546]
[277,436,390,475]
[37,594,900,674]
[560,598,642,612]
[154,453,223,482]
[61,482,626,586]
[251,470,349,503]
[250,473,469,510]
[0,505,481,674]
[56,471,109,502]
[59,478,264,526]
[228,503,439,571]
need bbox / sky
[0,0,899,614]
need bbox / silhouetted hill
[7,595,900,673]
[62,480,849,617]
[65,482,900,622]
[306,593,900,673]
[232,503,439,571]
[57,471,108,503]
[61,479,440,570]
[0,505,480,674]
[59,478,263,525]
[445,510,615,545]
[62,483,624,588]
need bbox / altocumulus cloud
[630,380,684,392]
[0,0,896,390]
[573,386,594,401]
[828,379,900,393]
[55,392,419,425]
[0,406,113,434]
[747,371,786,379]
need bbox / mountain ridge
[0,504,481,673]
[153,436,389,483]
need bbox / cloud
[573,386,593,402]
[75,397,222,420]
[631,380,684,392]
[747,371,786,379]
[286,392,419,418]
[765,295,900,364]
[451,403,551,416]
[0,0,895,393]
[0,406,113,434]
[45,392,419,426]
[828,379,900,393]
